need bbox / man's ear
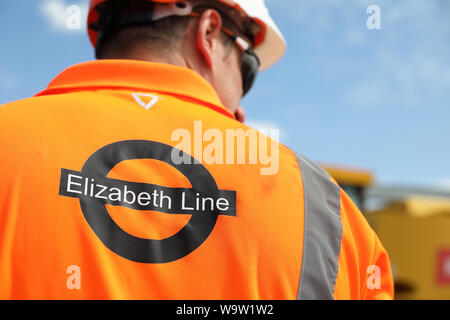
[196,9,223,69]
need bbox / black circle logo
[75,140,234,264]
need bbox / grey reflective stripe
[294,152,343,300]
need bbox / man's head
[88,0,286,119]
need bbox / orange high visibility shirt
[0,60,393,299]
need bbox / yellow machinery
[322,164,373,211]
[366,197,450,299]
[322,164,450,299]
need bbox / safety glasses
[176,2,261,96]
[221,27,260,96]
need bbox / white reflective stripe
[235,36,250,51]
[294,152,342,300]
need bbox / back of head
[87,0,287,115]
[88,0,286,70]
[91,0,249,60]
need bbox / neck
[119,48,211,88]
[124,50,188,66]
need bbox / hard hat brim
[253,16,286,71]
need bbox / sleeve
[334,189,395,300]
[363,231,395,300]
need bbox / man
[0,0,393,299]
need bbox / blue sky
[0,0,449,189]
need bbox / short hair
[97,16,193,59]
[94,1,239,60]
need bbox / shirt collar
[36,59,236,119]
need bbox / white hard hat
[217,0,286,70]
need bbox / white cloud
[267,0,450,110]
[347,49,450,109]
[354,1,450,109]
[245,120,285,142]
[39,0,89,33]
